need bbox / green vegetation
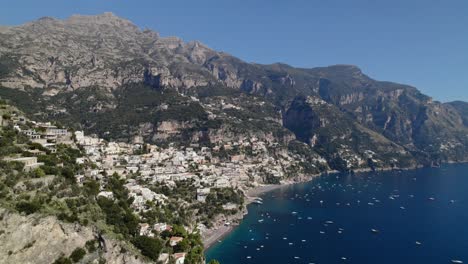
[52,255,72,264]
[97,175,139,237]
[85,239,98,253]
[195,188,244,226]
[15,200,42,215]
[0,55,19,78]
[132,236,163,261]
[69,247,86,263]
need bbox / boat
[451,260,463,264]
[371,229,379,233]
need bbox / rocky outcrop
[0,209,148,264]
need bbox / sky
[0,0,467,102]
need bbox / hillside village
[0,99,331,264]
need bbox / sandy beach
[203,174,324,250]
[202,184,288,249]
[203,224,235,249]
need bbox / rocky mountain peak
[67,12,137,28]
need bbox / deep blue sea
[206,164,468,264]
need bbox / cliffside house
[173,252,186,264]
[169,236,184,247]
[5,157,44,172]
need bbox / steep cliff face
[283,96,416,170]
[447,101,468,127]
[0,209,148,264]
[0,13,220,92]
[0,13,466,167]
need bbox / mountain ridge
[0,13,467,172]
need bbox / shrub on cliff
[70,247,86,262]
[132,236,163,261]
[16,200,41,215]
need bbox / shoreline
[203,171,328,250]
[202,162,465,251]
[202,183,297,250]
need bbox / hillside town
[0,102,329,263]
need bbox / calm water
[206,164,468,264]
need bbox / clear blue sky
[1,0,467,102]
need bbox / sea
[205,163,468,264]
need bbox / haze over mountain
[0,13,467,171]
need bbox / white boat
[451,260,463,264]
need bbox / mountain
[447,101,468,127]
[0,13,467,171]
